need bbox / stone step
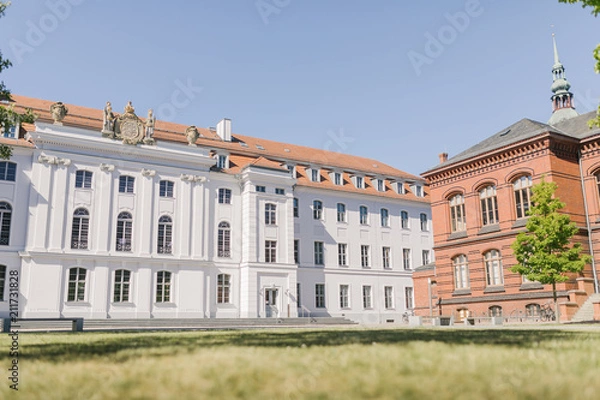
[571,293,600,322]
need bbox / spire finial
[552,32,560,66]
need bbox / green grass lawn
[1,326,600,399]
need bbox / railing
[298,305,315,322]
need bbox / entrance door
[265,289,278,318]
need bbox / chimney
[216,118,232,141]
[439,152,448,163]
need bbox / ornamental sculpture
[101,101,115,136]
[101,101,155,145]
[185,125,199,146]
[143,109,156,145]
[50,102,68,125]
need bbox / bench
[1,318,84,333]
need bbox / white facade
[0,109,433,324]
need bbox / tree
[511,179,591,321]
[558,0,600,127]
[0,1,35,160]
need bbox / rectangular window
[218,188,232,204]
[217,155,228,169]
[401,211,409,229]
[377,179,385,192]
[159,180,174,198]
[311,169,320,182]
[314,241,324,265]
[75,170,92,189]
[449,194,466,232]
[380,208,389,227]
[297,283,301,308]
[337,203,346,222]
[384,286,394,309]
[333,172,342,186]
[453,255,470,290]
[422,250,430,265]
[420,213,428,231]
[217,274,231,304]
[339,284,349,309]
[156,271,172,303]
[256,185,266,193]
[67,267,86,302]
[362,285,372,309]
[294,239,300,264]
[485,250,504,286]
[265,203,277,225]
[293,198,299,218]
[0,266,5,301]
[315,284,325,308]
[405,287,414,310]
[359,206,368,225]
[396,182,405,195]
[275,188,285,195]
[313,200,323,220]
[0,162,17,182]
[361,245,370,268]
[287,164,296,177]
[355,176,363,189]
[403,248,411,270]
[338,243,348,266]
[119,175,135,193]
[265,240,277,263]
[113,269,131,303]
[382,247,391,269]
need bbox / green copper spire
[548,33,578,125]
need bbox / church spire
[548,33,578,125]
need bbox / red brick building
[414,37,600,322]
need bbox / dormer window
[353,176,364,189]
[396,182,406,195]
[216,154,228,169]
[376,179,385,192]
[286,164,296,178]
[331,172,342,186]
[311,168,320,183]
[411,184,424,197]
[1,122,18,138]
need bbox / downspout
[578,149,600,294]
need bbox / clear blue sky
[1,0,598,175]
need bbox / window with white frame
[396,182,406,194]
[333,172,342,186]
[403,248,411,270]
[337,203,346,223]
[275,188,285,195]
[293,198,299,218]
[314,241,324,265]
[265,203,277,225]
[376,179,385,192]
[420,213,428,231]
[156,271,172,303]
[453,254,469,290]
[71,208,90,250]
[412,184,423,197]
[118,175,135,193]
[380,208,389,227]
[359,206,368,225]
[0,202,11,246]
[0,161,16,182]
[513,175,533,219]
[116,212,133,252]
[311,168,320,182]
[313,200,323,220]
[256,185,266,193]
[338,243,348,266]
[218,188,232,204]
[217,273,231,304]
[489,305,502,317]
[382,247,391,269]
[216,154,228,169]
[159,180,174,198]
[484,249,504,286]
[401,211,409,229]
[384,286,394,309]
[405,287,414,309]
[67,267,87,302]
[339,284,349,309]
[287,164,296,178]
[315,284,325,308]
[218,222,231,258]
[113,269,131,303]
[361,245,370,268]
[354,176,364,189]
[0,265,5,301]
[449,193,466,232]
[157,215,173,254]
[422,249,430,266]
[265,240,277,263]
[480,185,499,226]
[362,285,372,309]
[75,170,92,189]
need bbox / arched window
[525,303,541,317]
[113,269,131,303]
[0,265,6,301]
[0,202,12,246]
[217,222,231,258]
[217,273,231,304]
[359,206,368,225]
[480,185,499,226]
[0,161,17,182]
[67,267,87,302]
[159,180,174,198]
[484,250,504,286]
[488,305,503,317]
[157,215,173,254]
[156,271,172,303]
[265,203,277,225]
[313,200,323,220]
[453,254,469,290]
[513,175,532,219]
[71,208,90,250]
[449,194,466,232]
[116,212,133,252]
[401,210,409,229]
[75,170,93,189]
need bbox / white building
[0,95,433,324]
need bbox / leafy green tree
[558,0,600,127]
[0,1,35,160]
[511,179,591,321]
